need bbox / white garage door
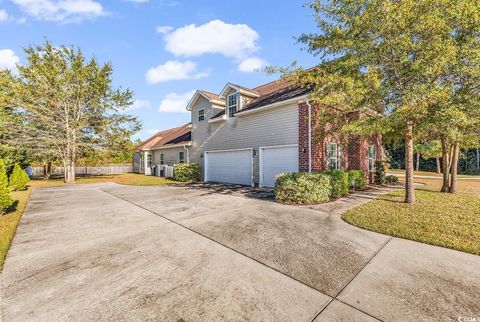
[260,145,298,188]
[204,149,252,186]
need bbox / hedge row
[275,169,368,205]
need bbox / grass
[343,178,480,255]
[30,173,179,188]
[0,173,179,269]
[0,189,31,269]
[388,168,480,178]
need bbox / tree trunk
[415,153,420,171]
[436,157,441,174]
[44,161,52,180]
[477,148,479,172]
[441,138,450,192]
[449,143,460,193]
[405,122,415,204]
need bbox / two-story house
[135,78,382,187]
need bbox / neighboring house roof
[136,123,192,152]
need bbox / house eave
[236,95,308,117]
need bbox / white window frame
[179,151,185,164]
[227,93,237,118]
[327,142,343,170]
[160,153,165,165]
[198,108,205,121]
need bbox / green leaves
[1,39,141,180]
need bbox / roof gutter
[235,95,308,117]
[144,142,192,151]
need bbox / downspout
[306,100,312,173]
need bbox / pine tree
[8,163,30,191]
[0,158,13,214]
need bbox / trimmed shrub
[348,170,367,191]
[385,175,399,185]
[374,160,388,185]
[0,159,13,214]
[325,169,349,198]
[0,158,7,190]
[275,172,331,204]
[173,163,201,182]
[8,163,30,191]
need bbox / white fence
[30,164,133,177]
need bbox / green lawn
[0,189,31,269]
[0,173,178,269]
[388,168,480,178]
[343,179,480,255]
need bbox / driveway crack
[310,236,393,322]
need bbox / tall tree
[276,0,479,203]
[1,41,141,182]
[417,141,442,174]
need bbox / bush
[275,172,331,204]
[8,163,30,191]
[385,175,399,185]
[0,159,13,214]
[0,158,7,190]
[348,170,367,191]
[374,160,388,185]
[173,163,201,182]
[325,169,349,198]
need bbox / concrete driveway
[1,183,479,321]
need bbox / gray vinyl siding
[191,101,299,185]
[152,147,186,166]
[190,96,222,166]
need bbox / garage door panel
[205,149,252,186]
[261,146,298,188]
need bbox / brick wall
[298,102,383,181]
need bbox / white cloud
[0,49,20,72]
[238,57,267,73]
[163,20,259,61]
[147,128,160,134]
[145,60,208,84]
[11,0,106,22]
[156,25,173,34]
[0,9,9,22]
[128,99,151,110]
[158,90,195,113]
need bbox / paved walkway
[1,183,479,321]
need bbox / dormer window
[227,93,237,117]
[198,109,205,121]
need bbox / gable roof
[219,83,260,99]
[136,123,192,152]
[186,90,225,111]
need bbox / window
[198,109,205,121]
[160,153,165,165]
[147,154,152,168]
[368,146,376,172]
[327,143,343,170]
[227,93,237,117]
[179,151,185,163]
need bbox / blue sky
[1,0,319,140]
